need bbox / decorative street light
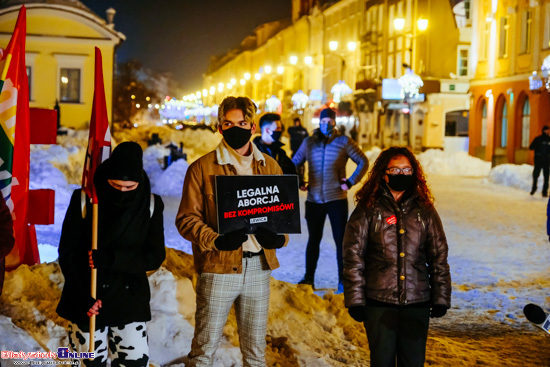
[265,95,281,112]
[529,55,550,93]
[331,80,353,103]
[291,90,309,110]
[398,67,423,100]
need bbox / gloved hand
[88,249,112,269]
[254,227,285,249]
[214,228,248,251]
[87,297,102,317]
[430,304,448,318]
[347,306,366,322]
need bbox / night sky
[82,0,291,94]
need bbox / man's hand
[214,228,248,251]
[87,297,102,317]
[254,227,285,249]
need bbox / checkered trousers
[187,255,271,367]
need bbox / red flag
[0,6,36,268]
[82,47,111,203]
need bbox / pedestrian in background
[529,125,550,197]
[57,142,165,367]
[343,146,451,367]
[0,191,14,296]
[253,113,296,175]
[292,107,368,293]
[176,96,287,367]
[288,117,309,158]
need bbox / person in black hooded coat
[56,142,165,367]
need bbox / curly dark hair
[355,147,433,208]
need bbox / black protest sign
[215,175,301,234]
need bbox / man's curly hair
[218,96,257,126]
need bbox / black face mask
[104,183,139,207]
[223,126,252,150]
[271,131,282,142]
[387,174,415,192]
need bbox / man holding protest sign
[176,96,288,367]
[292,107,368,293]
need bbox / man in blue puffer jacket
[292,107,368,292]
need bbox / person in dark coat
[287,117,309,157]
[343,147,451,367]
[56,142,165,367]
[292,108,368,293]
[529,125,550,196]
[253,113,296,175]
[0,190,14,296]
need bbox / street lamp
[289,55,298,65]
[329,41,338,51]
[529,55,550,93]
[347,41,357,52]
[264,65,272,74]
[244,72,251,80]
[393,18,405,31]
[417,18,428,31]
[277,65,284,74]
[304,56,313,65]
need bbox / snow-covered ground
[3,126,550,366]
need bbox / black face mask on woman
[387,174,415,192]
[222,126,252,150]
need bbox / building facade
[0,0,125,129]
[356,0,472,151]
[469,0,550,165]
[202,0,472,151]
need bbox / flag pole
[89,203,98,353]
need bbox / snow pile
[150,159,189,197]
[114,125,220,163]
[489,163,542,192]
[417,149,491,177]
[142,144,169,188]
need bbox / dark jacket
[0,191,14,295]
[288,125,309,153]
[529,133,550,164]
[343,187,451,308]
[56,185,165,331]
[253,136,296,175]
[292,129,368,203]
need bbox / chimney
[106,7,116,28]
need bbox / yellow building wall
[0,9,117,129]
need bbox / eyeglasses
[386,167,413,175]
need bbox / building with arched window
[0,0,125,129]
[469,0,550,165]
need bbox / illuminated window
[521,99,530,148]
[60,68,81,103]
[500,102,508,148]
[545,4,550,49]
[520,11,532,54]
[26,66,31,100]
[457,46,469,77]
[481,101,487,146]
[482,22,490,60]
[498,17,509,58]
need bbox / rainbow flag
[0,6,36,267]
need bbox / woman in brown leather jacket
[343,147,451,367]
